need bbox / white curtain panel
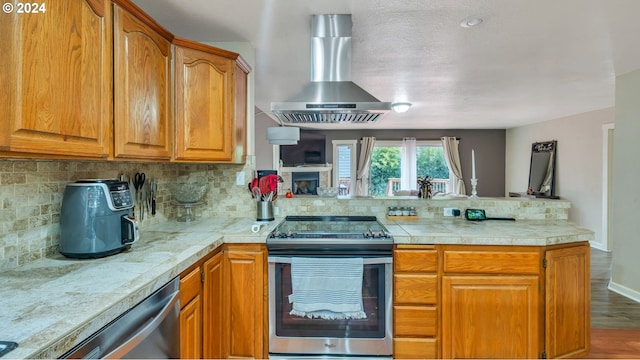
[401,137,417,190]
[441,136,467,195]
[355,137,376,196]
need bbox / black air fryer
[59,179,139,258]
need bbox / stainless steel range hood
[271,14,392,124]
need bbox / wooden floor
[587,248,640,358]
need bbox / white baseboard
[589,241,609,252]
[608,281,640,303]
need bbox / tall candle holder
[469,178,478,199]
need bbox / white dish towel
[288,257,367,320]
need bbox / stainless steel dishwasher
[61,277,180,359]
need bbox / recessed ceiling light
[460,16,484,28]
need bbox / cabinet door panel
[233,60,249,164]
[180,295,202,359]
[0,0,111,157]
[203,252,223,359]
[223,247,265,358]
[442,275,540,359]
[174,45,233,161]
[545,245,590,358]
[113,4,172,159]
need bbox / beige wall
[506,107,614,249]
[256,111,277,169]
[611,69,640,301]
[256,122,508,197]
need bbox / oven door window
[274,262,386,338]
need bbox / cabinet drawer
[394,305,437,336]
[444,250,540,275]
[180,267,201,308]
[395,249,437,272]
[394,274,437,304]
[394,338,437,359]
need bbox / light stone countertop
[0,216,592,359]
[383,218,594,245]
[0,217,276,359]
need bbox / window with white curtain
[369,140,450,196]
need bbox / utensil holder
[256,201,274,221]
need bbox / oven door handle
[268,256,392,264]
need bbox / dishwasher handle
[104,287,179,359]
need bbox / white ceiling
[132,0,640,129]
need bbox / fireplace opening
[292,172,320,195]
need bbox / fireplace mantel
[279,165,332,173]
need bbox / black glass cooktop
[268,216,391,240]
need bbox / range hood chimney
[270,14,392,124]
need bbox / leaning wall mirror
[528,140,558,198]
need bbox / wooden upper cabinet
[113,1,173,160]
[0,0,112,158]
[173,39,234,161]
[233,58,250,164]
[173,38,250,163]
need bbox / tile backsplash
[0,157,572,272]
[0,159,255,271]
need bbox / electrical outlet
[235,171,245,186]
[444,207,459,217]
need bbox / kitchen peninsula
[0,198,592,359]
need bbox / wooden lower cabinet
[179,250,223,358]
[222,244,266,359]
[393,245,439,359]
[545,245,591,358]
[179,266,204,358]
[394,338,438,359]
[394,242,590,359]
[203,252,223,358]
[441,275,540,359]
[180,244,266,359]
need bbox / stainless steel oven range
[267,216,393,358]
